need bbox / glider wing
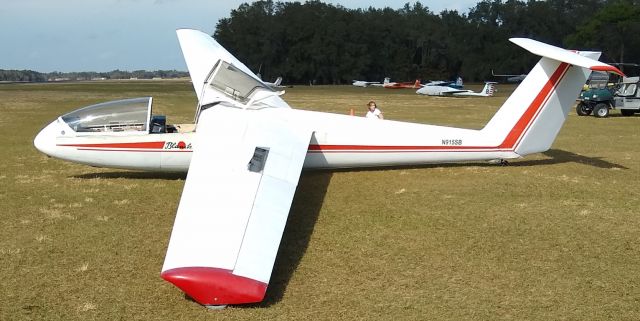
[161,105,312,306]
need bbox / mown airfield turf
[1,80,639,321]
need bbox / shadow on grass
[72,171,186,180]
[595,113,640,118]
[515,149,628,169]
[252,171,332,307]
[325,148,627,173]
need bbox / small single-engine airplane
[416,81,498,97]
[382,77,422,89]
[352,80,381,87]
[34,29,622,308]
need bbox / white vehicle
[416,81,498,97]
[34,29,622,307]
[614,76,640,116]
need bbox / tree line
[214,0,640,84]
[0,69,189,83]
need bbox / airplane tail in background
[413,79,421,88]
[383,77,390,85]
[482,82,497,96]
[481,38,623,156]
[455,77,463,88]
[273,77,282,87]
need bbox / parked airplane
[33,29,622,308]
[416,81,498,97]
[492,70,527,83]
[352,80,381,87]
[262,76,284,89]
[383,77,422,89]
[425,76,464,89]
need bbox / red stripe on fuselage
[307,144,505,152]
[58,141,166,149]
[308,62,570,154]
[75,148,191,153]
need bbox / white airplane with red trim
[34,29,623,308]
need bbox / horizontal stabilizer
[510,38,624,76]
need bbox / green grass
[1,81,639,320]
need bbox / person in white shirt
[365,100,383,119]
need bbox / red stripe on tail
[499,62,570,149]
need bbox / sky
[1,0,480,72]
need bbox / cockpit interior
[60,97,194,135]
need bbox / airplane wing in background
[161,105,313,306]
[440,89,469,95]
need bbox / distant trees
[5,1,637,84]
[565,0,640,70]
[214,0,640,84]
[0,70,47,82]
[0,70,189,82]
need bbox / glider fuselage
[34,107,520,173]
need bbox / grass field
[1,81,639,320]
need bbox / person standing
[365,100,383,119]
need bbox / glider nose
[34,121,58,156]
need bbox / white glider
[416,81,498,97]
[33,29,623,307]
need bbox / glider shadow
[257,171,332,307]
[327,148,627,172]
[514,149,628,169]
[72,171,186,180]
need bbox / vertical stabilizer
[481,38,623,156]
[482,82,497,96]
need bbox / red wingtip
[161,267,267,306]
[591,65,625,77]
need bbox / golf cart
[578,76,640,117]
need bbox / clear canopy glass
[209,61,272,103]
[61,97,151,133]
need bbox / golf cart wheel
[621,109,636,116]
[576,103,591,116]
[593,103,609,118]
